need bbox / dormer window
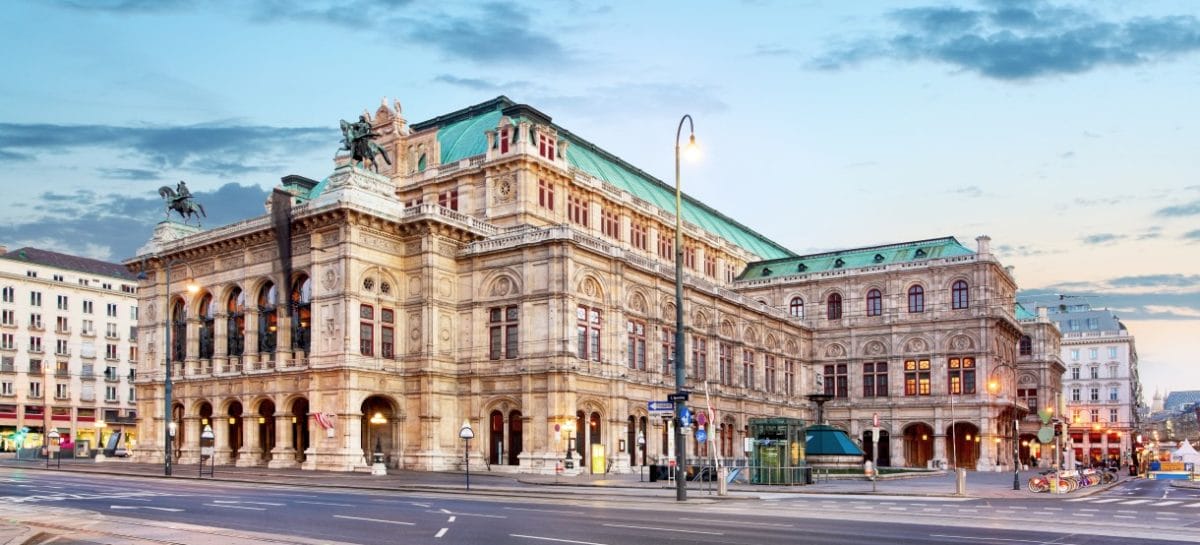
[797,263,807,272]
[914,248,927,258]
[873,254,884,263]
[498,124,511,154]
[833,258,845,268]
[761,267,772,276]
[538,132,556,160]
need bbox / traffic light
[1053,421,1063,437]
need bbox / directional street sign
[668,392,690,402]
[648,401,674,414]
[680,406,692,427]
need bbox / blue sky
[1,0,1198,401]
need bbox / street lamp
[987,361,1020,491]
[140,258,198,476]
[46,429,61,469]
[459,420,474,490]
[369,412,387,475]
[673,114,698,502]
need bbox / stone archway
[862,429,892,467]
[290,398,310,463]
[360,395,397,467]
[947,422,981,470]
[903,423,934,468]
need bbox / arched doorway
[227,401,243,460]
[507,410,523,466]
[360,396,395,466]
[947,422,980,469]
[639,416,648,465]
[903,423,933,468]
[862,429,892,467]
[257,400,276,462]
[171,403,184,461]
[257,282,277,354]
[627,416,636,467]
[1019,433,1039,467]
[290,398,309,462]
[588,411,602,473]
[488,410,504,465]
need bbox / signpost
[648,401,674,414]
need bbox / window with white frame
[0,333,13,350]
[1,286,12,302]
[106,323,118,339]
[1108,346,1117,359]
[1089,387,1099,401]
[55,383,69,399]
[29,381,41,398]
[1090,409,1099,422]
[56,295,68,310]
[0,381,11,396]
[83,300,93,314]
[1109,408,1117,423]
[1071,388,1080,401]
[1089,348,1098,360]
[1109,386,1119,401]
[106,303,117,317]
[30,291,41,307]
[1070,349,1079,360]
[105,385,117,401]
[1,310,13,326]
[55,339,68,355]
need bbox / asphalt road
[1,468,1197,545]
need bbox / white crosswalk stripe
[1120,499,1152,505]
[1155,501,1181,506]
[1089,498,1122,503]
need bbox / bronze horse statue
[158,182,206,224]
[340,115,392,173]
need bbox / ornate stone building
[127,96,1060,473]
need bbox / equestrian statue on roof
[340,114,392,173]
[158,180,206,225]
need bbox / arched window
[258,282,278,353]
[227,288,245,357]
[908,285,924,313]
[170,298,187,362]
[198,293,215,359]
[951,280,969,309]
[1019,335,1032,356]
[291,275,312,353]
[789,297,804,318]
[866,289,882,317]
[826,293,842,320]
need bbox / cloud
[1137,226,1162,240]
[432,75,533,92]
[995,243,1053,257]
[1183,229,1200,242]
[536,83,728,119]
[0,122,328,177]
[97,168,161,180]
[1060,151,1075,159]
[407,4,571,66]
[0,183,269,261]
[1108,274,1200,289]
[1156,199,1200,217]
[1080,233,1125,245]
[1073,196,1123,207]
[50,0,194,12]
[1019,287,1200,321]
[812,1,1200,80]
[953,185,983,198]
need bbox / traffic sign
[696,428,707,442]
[680,406,692,427]
[668,392,690,402]
[648,401,674,415]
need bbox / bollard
[717,467,728,496]
[955,468,967,495]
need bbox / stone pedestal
[136,221,203,258]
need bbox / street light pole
[163,260,175,477]
[673,114,696,503]
[459,420,474,491]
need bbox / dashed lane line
[511,534,608,545]
[602,524,722,536]
[206,504,265,511]
[295,500,354,507]
[435,528,449,538]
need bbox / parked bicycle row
[1026,468,1118,493]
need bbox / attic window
[797,263,807,272]
[761,267,772,276]
[914,248,927,258]
[833,258,845,268]
[873,254,884,263]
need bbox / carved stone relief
[221,255,245,269]
[824,344,846,358]
[950,335,975,351]
[904,337,927,353]
[409,276,422,297]
[361,232,404,254]
[865,340,887,356]
[492,174,516,205]
[438,277,452,298]
[491,276,513,297]
[321,265,338,291]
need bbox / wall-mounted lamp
[229,416,237,425]
[370,412,387,425]
[258,416,266,424]
[200,418,208,425]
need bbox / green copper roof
[739,236,973,281]
[1015,302,1037,321]
[411,96,794,261]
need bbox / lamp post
[459,420,474,490]
[563,419,576,470]
[987,361,1021,491]
[142,258,198,476]
[673,114,697,502]
[369,411,387,475]
[46,429,60,468]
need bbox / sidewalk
[0,457,1126,501]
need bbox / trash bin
[801,466,813,485]
[649,464,660,482]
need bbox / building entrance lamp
[369,412,387,464]
[637,431,646,482]
[673,114,698,503]
[459,420,474,491]
[564,420,577,464]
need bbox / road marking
[435,528,448,538]
[448,516,456,523]
[679,518,792,528]
[1042,507,1062,511]
[1075,513,1094,517]
[1117,510,1138,514]
[1089,498,1121,503]
[1157,517,1180,521]
[888,507,907,511]
[512,535,608,545]
[110,505,183,512]
[1009,506,1027,510]
[427,510,507,519]
[1079,509,1099,512]
[212,500,285,506]
[602,524,722,536]
[295,500,354,507]
[922,508,943,512]
[1114,515,1136,519]
[506,507,585,515]
[931,534,1084,544]
[333,515,414,526]
[1064,498,1090,502]
[207,504,265,511]
[1156,501,1181,506]
[1121,499,1151,505]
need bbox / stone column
[213,312,228,373]
[268,414,297,468]
[213,418,233,465]
[237,416,263,467]
[177,416,202,464]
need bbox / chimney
[1038,307,1048,320]
[0,245,6,255]
[975,235,991,256]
